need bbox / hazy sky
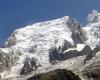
[0,0,100,46]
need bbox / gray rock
[20,57,41,75]
[49,45,91,64]
[0,49,13,72]
[81,60,100,80]
[5,33,17,48]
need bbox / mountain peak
[5,16,80,48]
[0,14,100,79]
[87,10,100,23]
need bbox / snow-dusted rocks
[0,16,87,79]
[4,16,85,67]
[0,48,19,72]
[83,11,100,49]
[0,10,100,79]
[80,51,100,80]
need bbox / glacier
[0,11,100,80]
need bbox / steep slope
[83,11,100,49]
[80,11,100,80]
[27,69,81,80]
[0,11,100,80]
[0,16,88,79]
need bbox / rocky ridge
[0,11,100,80]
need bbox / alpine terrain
[0,11,100,80]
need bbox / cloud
[87,9,98,23]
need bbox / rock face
[80,11,100,80]
[49,45,91,64]
[80,51,100,80]
[0,48,11,72]
[20,57,41,75]
[5,33,17,48]
[67,17,86,46]
[82,61,100,80]
[1,10,100,80]
[0,48,18,73]
[27,69,81,80]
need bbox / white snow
[5,16,74,67]
[64,44,85,53]
[83,23,100,49]
[0,10,100,80]
[76,44,86,51]
[0,16,79,79]
[0,48,9,53]
[2,14,100,79]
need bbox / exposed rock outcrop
[20,57,41,75]
[27,69,81,80]
[81,51,100,80]
[1,11,100,80]
[0,49,13,72]
[49,45,91,64]
[5,33,17,48]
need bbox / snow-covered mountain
[0,11,100,80]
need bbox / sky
[0,0,100,47]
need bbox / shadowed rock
[84,45,100,64]
[49,45,91,64]
[27,69,81,80]
[20,57,41,75]
[82,60,100,80]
